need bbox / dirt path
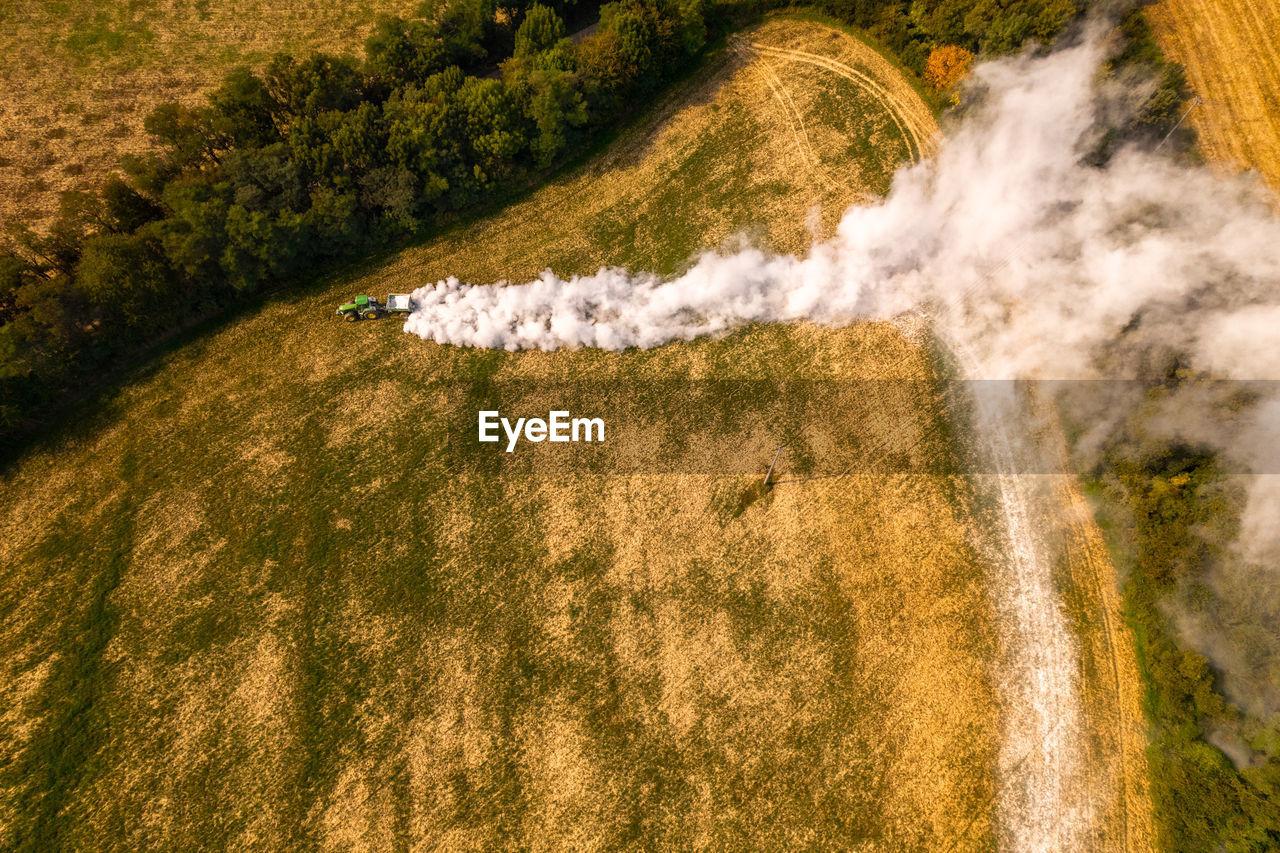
[965,384,1092,851]
[958,375,1155,852]
[1147,0,1280,196]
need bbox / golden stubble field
[0,0,422,231]
[1147,0,1280,196]
[0,16,1150,851]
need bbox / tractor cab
[337,294,381,322]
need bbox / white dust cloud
[405,32,1280,719]
[406,34,1279,382]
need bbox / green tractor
[336,293,413,322]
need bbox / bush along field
[1082,384,1280,851]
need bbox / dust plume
[406,34,1278,377]
[405,17,1280,759]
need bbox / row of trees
[0,0,708,437]
[1095,440,1280,851]
[822,0,1186,143]
[0,0,1188,441]
[819,0,1080,71]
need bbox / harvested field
[1147,0,1280,195]
[0,14,1150,852]
[0,0,422,231]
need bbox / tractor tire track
[1057,480,1156,853]
[969,385,1156,853]
[748,43,938,161]
[735,40,818,174]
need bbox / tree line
[1092,436,1280,851]
[819,0,1187,141]
[0,0,708,438]
[0,0,1185,443]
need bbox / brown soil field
[1147,0,1280,195]
[0,0,422,232]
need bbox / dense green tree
[457,77,528,193]
[101,176,165,234]
[221,206,308,292]
[1137,65,1189,134]
[515,4,567,57]
[75,233,175,336]
[303,187,365,249]
[923,0,970,47]
[436,0,498,67]
[981,9,1032,52]
[676,0,707,55]
[0,325,31,431]
[223,144,307,214]
[10,197,97,278]
[155,179,230,284]
[0,254,30,326]
[384,76,465,203]
[365,16,450,88]
[207,67,281,150]
[1102,448,1280,851]
[1032,0,1076,41]
[145,101,230,171]
[525,37,580,72]
[266,53,363,118]
[8,275,84,368]
[360,166,421,229]
[518,68,588,165]
[577,25,629,97]
[602,1,658,89]
[287,104,381,188]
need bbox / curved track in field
[747,41,935,162]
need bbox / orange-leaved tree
[924,45,975,94]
